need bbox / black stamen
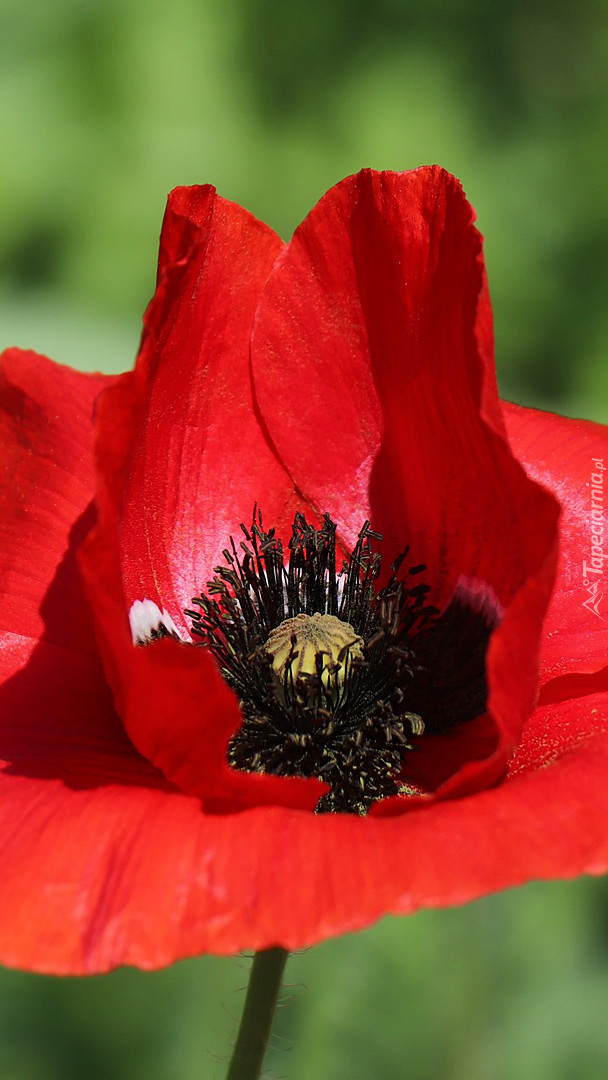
[187,511,450,815]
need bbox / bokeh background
[2,0,608,1077]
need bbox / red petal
[252,168,510,575]
[79,188,321,806]
[0,348,120,722]
[503,401,608,689]
[0,350,192,973]
[1,349,107,653]
[0,691,606,974]
[251,168,560,786]
[115,185,296,618]
[0,347,151,757]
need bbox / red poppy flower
[1,167,607,975]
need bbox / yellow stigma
[265,612,364,701]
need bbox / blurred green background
[2,0,608,1077]
[2,0,608,421]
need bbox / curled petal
[251,168,560,794]
[80,188,315,805]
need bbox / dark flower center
[185,510,498,815]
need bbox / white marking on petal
[452,576,504,627]
[128,599,183,646]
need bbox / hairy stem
[226,948,289,1080]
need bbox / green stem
[226,948,289,1080]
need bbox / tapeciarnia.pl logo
[582,457,606,619]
